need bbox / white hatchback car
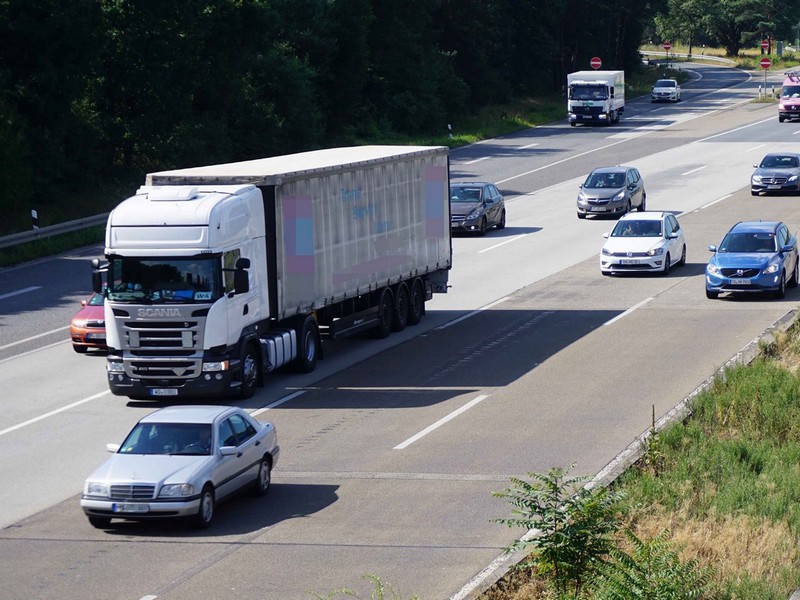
[600,211,686,276]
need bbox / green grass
[0,226,104,268]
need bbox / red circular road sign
[761,39,769,50]
[590,56,602,69]
[663,41,672,51]
[761,57,772,69]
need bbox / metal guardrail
[639,50,737,65]
[0,213,109,249]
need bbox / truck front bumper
[107,370,238,399]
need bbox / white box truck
[567,70,625,126]
[91,145,451,400]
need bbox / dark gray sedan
[577,166,646,219]
[450,182,506,235]
[81,405,279,529]
[751,153,800,196]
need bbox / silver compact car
[750,153,800,196]
[450,182,506,235]
[81,405,279,529]
[577,166,646,219]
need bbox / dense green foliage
[0,0,658,235]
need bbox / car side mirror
[603,232,610,239]
[220,446,238,456]
[708,244,717,252]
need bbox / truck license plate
[730,278,751,285]
[112,503,149,513]
[150,388,178,397]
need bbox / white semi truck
[91,146,452,400]
[567,70,625,126]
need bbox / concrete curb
[450,309,798,600]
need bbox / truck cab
[779,72,800,122]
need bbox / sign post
[663,41,672,68]
[760,56,771,95]
[761,39,769,52]
[590,56,602,70]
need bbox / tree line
[0,0,795,234]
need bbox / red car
[70,293,106,353]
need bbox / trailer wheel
[372,288,394,339]
[392,283,409,332]
[295,315,319,373]
[238,342,259,399]
[407,279,425,326]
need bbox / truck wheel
[407,279,425,326]
[372,288,393,339]
[392,283,409,332]
[238,342,259,399]
[295,315,319,373]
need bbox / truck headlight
[107,361,125,373]
[203,360,230,372]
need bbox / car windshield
[781,85,800,98]
[760,155,799,168]
[87,293,104,307]
[106,256,223,304]
[119,423,213,455]
[719,232,777,253]
[450,187,482,203]
[655,80,676,87]
[611,220,662,238]
[584,172,624,188]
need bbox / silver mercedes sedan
[81,405,279,529]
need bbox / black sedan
[450,182,506,235]
[751,153,800,196]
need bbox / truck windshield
[107,256,223,304]
[571,84,607,100]
[781,85,800,98]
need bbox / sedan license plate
[730,278,751,285]
[112,502,149,514]
[86,333,106,340]
[620,259,639,265]
[150,388,178,397]
[590,206,607,212]
[768,185,781,190]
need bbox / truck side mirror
[234,269,249,294]
[235,257,251,269]
[92,271,104,294]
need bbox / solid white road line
[603,297,654,328]
[394,394,489,450]
[0,389,111,438]
[0,326,70,352]
[0,286,41,300]
[478,235,525,253]
[681,165,707,176]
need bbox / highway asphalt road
[1,63,797,599]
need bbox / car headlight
[466,208,483,220]
[779,103,786,110]
[646,247,664,256]
[763,263,780,274]
[85,482,109,496]
[203,360,230,372]
[578,192,587,202]
[612,190,624,202]
[752,175,762,183]
[790,175,799,183]
[72,319,87,328]
[601,247,612,256]
[159,483,195,497]
[707,263,721,276]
